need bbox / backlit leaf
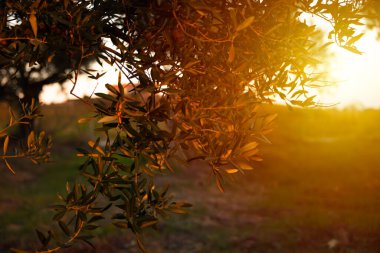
[342,45,363,55]
[136,235,148,253]
[106,84,119,95]
[239,142,258,153]
[27,131,35,148]
[140,219,158,229]
[228,44,235,63]
[78,116,95,123]
[4,159,15,175]
[98,115,118,123]
[225,168,239,174]
[234,160,253,170]
[29,13,38,37]
[347,33,364,45]
[3,136,9,155]
[236,16,255,32]
[263,113,278,126]
[216,176,225,192]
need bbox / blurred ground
[1,101,380,252]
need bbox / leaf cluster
[0,99,52,174]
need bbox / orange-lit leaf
[239,142,258,153]
[88,140,105,155]
[98,115,117,123]
[228,44,235,63]
[3,136,9,155]
[225,168,239,174]
[4,159,15,175]
[29,13,38,37]
[236,16,255,32]
[234,160,253,170]
[242,148,259,157]
[221,149,232,160]
[120,147,133,157]
[249,156,263,162]
[136,235,148,253]
[140,220,158,229]
[27,131,35,148]
[216,176,225,192]
[78,117,95,123]
[47,53,55,63]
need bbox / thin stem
[0,37,47,44]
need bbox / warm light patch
[326,30,380,108]
[298,12,380,108]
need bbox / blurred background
[1,101,380,253]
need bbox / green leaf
[105,84,119,95]
[49,205,66,211]
[77,236,95,249]
[53,211,66,221]
[113,221,129,229]
[35,229,51,246]
[118,80,124,97]
[58,221,71,236]
[88,216,104,224]
[84,225,98,230]
[95,93,118,102]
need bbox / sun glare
[298,12,380,109]
[326,30,380,108]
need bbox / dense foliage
[0,0,375,252]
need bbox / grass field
[1,102,380,252]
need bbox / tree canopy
[0,0,376,252]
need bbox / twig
[0,37,47,44]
